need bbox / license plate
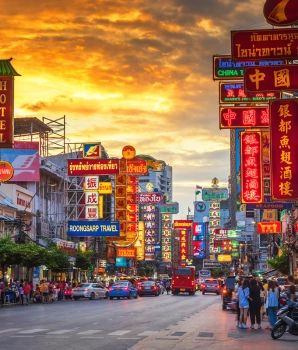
[145,287,150,290]
[116,289,120,292]
[180,289,185,291]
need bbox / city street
[0,293,297,350]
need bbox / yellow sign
[146,182,154,193]
[136,221,145,261]
[122,145,136,160]
[99,195,103,219]
[218,254,232,262]
[209,255,215,261]
[98,182,112,194]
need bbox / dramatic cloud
[1,0,270,214]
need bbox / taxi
[108,281,138,300]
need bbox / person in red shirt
[61,281,66,300]
[23,281,31,305]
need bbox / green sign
[232,240,239,248]
[159,202,179,214]
[202,188,228,201]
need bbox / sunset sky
[1,0,271,216]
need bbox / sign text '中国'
[220,107,269,129]
[231,28,298,61]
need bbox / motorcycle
[271,300,298,339]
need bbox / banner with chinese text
[240,132,264,204]
[180,230,188,265]
[270,99,298,201]
[220,107,269,129]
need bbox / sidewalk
[130,302,298,350]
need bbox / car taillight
[216,285,220,289]
[123,287,128,291]
[223,289,227,294]
[191,281,194,286]
[201,284,206,288]
[108,287,113,291]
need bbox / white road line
[80,336,104,339]
[137,331,159,337]
[46,330,74,335]
[118,338,140,340]
[11,336,35,338]
[92,322,99,325]
[0,329,22,334]
[18,329,49,334]
[77,330,103,335]
[108,330,132,336]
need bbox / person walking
[238,279,250,329]
[287,275,297,302]
[40,281,49,304]
[48,282,54,303]
[258,281,265,321]
[19,284,24,305]
[266,280,279,330]
[235,276,243,327]
[23,281,31,305]
[166,280,171,295]
[249,278,262,329]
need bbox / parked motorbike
[271,300,298,339]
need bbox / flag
[188,207,191,213]
[196,185,202,190]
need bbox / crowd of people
[234,275,296,330]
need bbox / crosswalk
[0,328,159,339]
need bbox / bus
[171,266,196,296]
[198,270,211,283]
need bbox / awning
[17,210,37,217]
[0,215,15,221]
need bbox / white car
[72,283,109,300]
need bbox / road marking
[137,331,159,337]
[0,329,22,334]
[119,316,124,318]
[80,336,104,339]
[47,330,74,335]
[18,329,49,334]
[78,330,103,335]
[92,322,99,325]
[118,338,140,340]
[108,330,132,336]
[11,336,35,338]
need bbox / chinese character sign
[270,100,298,201]
[257,222,281,234]
[220,107,269,129]
[162,214,172,262]
[180,230,188,264]
[231,28,298,61]
[240,132,263,204]
[244,65,298,92]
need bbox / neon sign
[219,82,280,104]
[270,99,298,201]
[240,131,263,204]
[220,107,269,129]
[180,230,188,264]
[213,55,285,80]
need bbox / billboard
[83,143,101,158]
[246,196,293,210]
[219,82,280,104]
[67,159,120,176]
[270,99,298,201]
[220,107,269,129]
[231,28,298,61]
[212,55,284,80]
[244,65,298,92]
[180,229,188,264]
[202,189,228,201]
[193,222,204,236]
[173,220,193,229]
[138,192,164,205]
[68,221,120,236]
[0,77,14,148]
[0,149,40,182]
[193,240,205,259]
[257,222,281,234]
[240,132,263,204]
[264,0,298,27]
[158,202,179,214]
[117,248,136,258]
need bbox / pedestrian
[266,280,279,330]
[29,281,33,300]
[48,282,54,303]
[23,281,31,305]
[286,275,296,302]
[40,280,49,304]
[166,280,171,295]
[249,278,262,329]
[237,279,250,329]
[19,284,24,305]
[1,282,5,306]
[234,276,243,327]
[61,280,66,300]
[258,281,265,321]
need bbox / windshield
[77,284,90,288]
[174,268,192,276]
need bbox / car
[72,283,109,300]
[138,281,159,297]
[108,281,138,300]
[221,276,250,310]
[200,279,220,295]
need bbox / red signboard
[220,107,269,129]
[214,228,228,240]
[120,157,148,175]
[117,248,136,258]
[173,220,193,229]
[0,161,14,182]
[0,77,14,148]
[264,0,298,27]
[231,28,298,61]
[180,230,188,263]
[257,221,281,234]
[219,82,280,104]
[137,192,164,204]
[240,132,263,204]
[67,159,119,176]
[14,141,39,150]
[245,65,298,93]
[270,99,298,201]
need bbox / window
[174,268,192,276]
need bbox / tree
[0,237,22,278]
[45,242,70,274]
[267,248,290,275]
[19,243,47,280]
[75,249,94,282]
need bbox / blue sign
[153,244,161,251]
[83,143,101,158]
[116,257,127,267]
[68,221,120,236]
[246,197,293,210]
[33,267,40,279]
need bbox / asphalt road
[0,292,218,350]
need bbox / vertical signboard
[143,204,156,260]
[180,230,188,265]
[0,77,14,148]
[270,99,298,201]
[240,132,263,204]
[209,202,221,254]
[161,214,172,262]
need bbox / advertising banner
[203,188,228,201]
[68,221,120,236]
[245,195,293,210]
[193,240,205,258]
[240,132,263,204]
[120,157,148,175]
[180,230,188,264]
[220,106,269,129]
[244,65,298,92]
[231,28,298,61]
[67,159,119,176]
[0,161,14,182]
[98,182,112,194]
[158,202,179,214]
[138,192,164,204]
[0,149,40,182]
[270,99,298,200]
[214,228,229,240]
[117,248,136,258]
[14,141,39,150]
[83,143,101,158]
[212,55,284,80]
[257,221,281,234]
[263,0,298,27]
[173,220,193,229]
[0,77,14,148]
[219,82,280,104]
[193,222,204,236]
[218,255,232,262]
